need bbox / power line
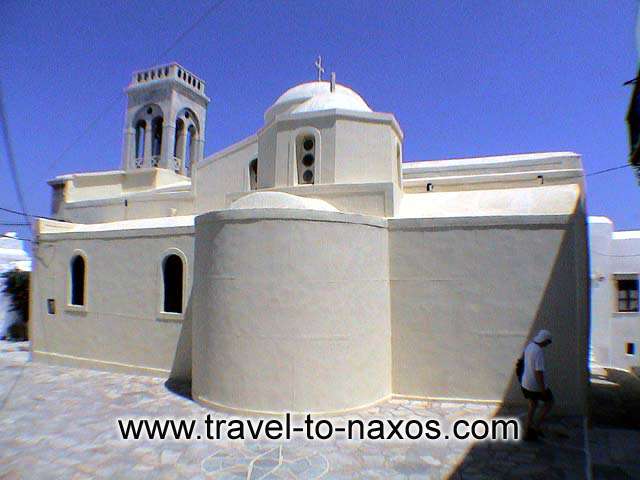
[583,164,631,177]
[0,205,34,217]
[0,80,30,230]
[37,0,229,180]
[0,233,33,243]
[155,0,227,61]
[0,205,58,221]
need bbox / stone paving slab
[0,345,589,479]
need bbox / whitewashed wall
[192,208,391,414]
[389,213,589,414]
[30,227,193,375]
[588,217,640,370]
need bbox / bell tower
[121,63,209,176]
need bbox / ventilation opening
[249,158,258,190]
[297,135,316,185]
[627,343,636,355]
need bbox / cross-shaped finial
[315,55,325,81]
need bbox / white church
[30,63,590,415]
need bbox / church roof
[228,192,339,212]
[264,81,372,123]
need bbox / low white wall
[59,193,194,224]
[192,209,391,414]
[389,214,589,414]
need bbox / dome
[228,192,339,212]
[292,91,371,115]
[264,81,372,123]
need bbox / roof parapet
[128,63,206,96]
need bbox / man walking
[520,329,554,441]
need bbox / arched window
[151,116,163,161]
[162,254,183,314]
[135,120,146,161]
[70,255,86,306]
[249,158,258,190]
[296,134,317,185]
[173,110,199,175]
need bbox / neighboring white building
[0,232,31,337]
[588,216,640,370]
[30,64,590,415]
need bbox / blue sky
[2,0,639,245]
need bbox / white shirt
[521,342,545,392]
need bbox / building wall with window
[588,216,640,370]
[30,218,194,375]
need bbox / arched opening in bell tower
[185,125,196,175]
[173,109,199,175]
[134,120,146,166]
[151,116,163,166]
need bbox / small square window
[46,298,56,315]
[626,343,636,355]
[617,279,639,312]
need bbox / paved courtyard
[0,341,595,479]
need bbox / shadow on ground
[589,367,640,479]
[590,368,640,429]
[164,377,192,401]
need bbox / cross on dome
[314,55,325,81]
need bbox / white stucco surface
[264,81,372,123]
[389,214,589,414]
[31,226,193,375]
[588,216,640,370]
[192,207,391,414]
[227,191,338,212]
[399,184,580,218]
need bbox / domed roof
[292,91,371,115]
[264,81,372,123]
[228,192,339,212]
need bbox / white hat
[534,329,552,343]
